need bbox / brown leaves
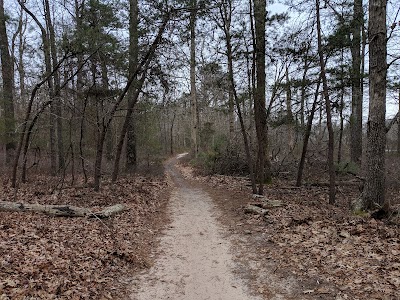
[0,175,170,299]
[191,167,400,299]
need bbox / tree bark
[17,7,27,102]
[398,88,400,153]
[190,0,199,157]
[338,50,346,163]
[0,201,124,218]
[296,75,322,187]
[362,0,387,210]
[126,0,139,172]
[44,0,65,172]
[111,72,147,182]
[0,0,16,164]
[350,0,363,166]
[253,0,271,195]
[316,0,336,205]
[219,0,257,194]
[18,0,56,175]
[97,12,170,188]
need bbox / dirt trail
[129,155,260,300]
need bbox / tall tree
[44,0,65,172]
[190,0,199,157]
[362,0,387,210]
[106,10,171,187]
[217,0,257,193]
[18,0,57,174]
[125,0,139,172]
[253,0,271,194]
[350,0,363,166]
[0,0,16,164]
[316,0,335,204]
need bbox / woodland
[0,0,400,298]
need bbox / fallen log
[244,204,268,216]
[0,201,125,218]
[307,181,363,188]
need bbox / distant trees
[0,0,397,212]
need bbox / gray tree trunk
[0,0,16,164]
[190,0,199,157]
[108,13,170,184]
[253,0,271,195]
[44,0,65,172]
[126,0,139,172]
[18,1,56,178]
[350,0,363,166]
[362,0,387,209]
[219,0,257,194]
[296,75,322,187]
[316,0,336,204]
[398,88,400,153]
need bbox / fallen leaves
[0,174,171,299]
[184,163,400,300]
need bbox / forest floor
[0,168,172,299]
[1,155,399,299]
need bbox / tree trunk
[228,89,234,137]
[338,89,345,164]
[0,0,16,164]
[111,72,147,182]
[296,75,322,186]
[75,0,87,183]
[190,0,199,157]
[101,13,170,186]
[253,0,271,195]
[220,0,257,194]
[316,0,336,204]
[44,0,65,172]
[350,0,363,166]
[338,50,346,163]
[398,88,400,153]
[170,112,176,155]
[285,65,294,150]
[0,201,124,218]
[299,54,311,129]
[126,0,139,172]
[17,7,27,102]
[362,0,387,210]
[19,1,56,176]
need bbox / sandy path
[129,157,260,300]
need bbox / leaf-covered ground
[2,161,399,299]
[0,174,171,299]
[179,163,400,300]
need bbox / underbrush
[193,145,249,176]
